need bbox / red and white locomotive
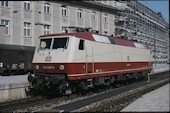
[28,31,153,95]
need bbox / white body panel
[66,37,152,63]
[33,35,153,64]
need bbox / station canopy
[0,44,35,52]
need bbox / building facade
[0,1,126,46]
[0,1,126,74]
[0,0,169,72]
[115,0,169,66]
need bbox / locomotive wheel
[71,86,76,94]
[105,79,111,87]
[133,73,139,80]
[77,81,88,95]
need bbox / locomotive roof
[40,32,150,49]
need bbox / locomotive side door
[78,39,93,75]
[85,45,93,75]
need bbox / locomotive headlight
[35,65,39,70]
[59,65,64,70]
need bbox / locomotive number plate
[43,66,55,69]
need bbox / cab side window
[79,39,85,50]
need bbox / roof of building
[40,32,150,49]
[0,44,35,52]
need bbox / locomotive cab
[28,36,74,95]
[28,34,88,95]
[34,36,69,63]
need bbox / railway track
[0,93,78,112]
[82,78,169,112]
[0,71,169,112]
[51,71,170,112]
[0,96,43,112]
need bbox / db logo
[45,56,52,62]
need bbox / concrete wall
[0,26,6,44]
[0,82,30,102]
[0,75,30,102]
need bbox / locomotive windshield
[52,37,69,49]
[39,37,69,50]
[39,38,52,50]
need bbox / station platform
[0,74,28,85]
[121,83,170,112]
[151,64,170,75]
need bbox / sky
[138,0,169,23]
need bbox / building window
[1,1,9,7]
[62,26,66,33]
[24,1,31,10]
[24,22,31,37]
[44,25,50,35]
[61,6,67,16]
[91,12,96,21]
[77,9,83,19]
[44,3,50,14]
[104,14,108,23]
[1,19,9,35]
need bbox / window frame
[62,26,66,33]
[1,19,10,35]
[24,22,31,37]
[104,14,108,23]
[61,6,67,16]
[1,1,9,8]
[44,3,50,14]
[91,12,96,21]
[44,25,50,35]
[24,1,31,11]
[77,9,83,19]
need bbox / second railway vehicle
[28,32,153,95]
